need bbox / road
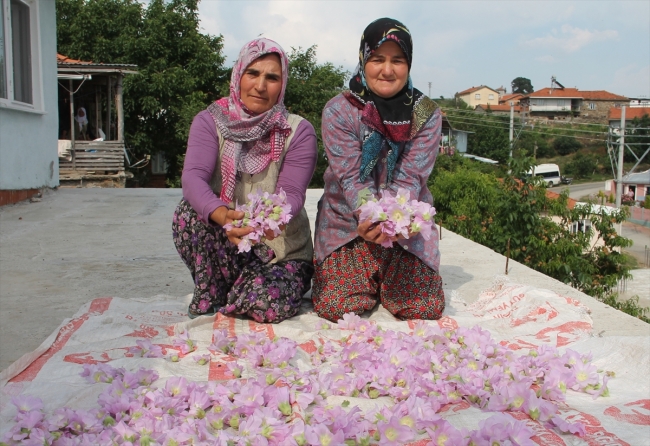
[549,181,609,201]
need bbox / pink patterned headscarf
[208,38,291,203]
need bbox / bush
[516,133,555,158]
[553,136,582,155]
[535,138,556,158]
[601,295,650,323]
[645,195,650,209]
[566,153,597,179]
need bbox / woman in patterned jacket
[312,18,445,322]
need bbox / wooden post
[505,238,510,275]
[69,80,76,170]
[95,88,100,140]
[116,74,124,143]
[106,76,112,141]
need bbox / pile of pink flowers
[3,315,608,445]
[357,188,436,247]
[224,189,292,253]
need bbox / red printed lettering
[604,400,650,426]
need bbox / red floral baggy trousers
[312,238,445,322]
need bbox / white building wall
[529,98,572,112]
[0,0,58,190]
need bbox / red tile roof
[57,53,93,64]
[546,190,578,209]
[528,87,627,100]
[580,90,628,100]
[457,85,498,96]
[499,93,524,104]
[608,107,650,121]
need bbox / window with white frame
[474,93,480,100]
[570,219,592,234]
[0,0,42,110]
[588,102,596,110]
[151,152,169,175]
[488,94,494,100]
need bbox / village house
[438,112,472,154]
[607,170,650,204]
[499,93,525,106]
[0,0,58,206]
[474,103,522,115]
[545,190,624,253]
[608,106,650,134]
[57,54,138,187]
[455,85,500,109]
[522,87,628,123]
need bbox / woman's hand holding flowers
[356,187,436,248]
[210,206,255,246]
[357,219,394,245]
[223,188,293,253]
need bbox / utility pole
[428,82,432,98]
[532,141,538,177]
[508,102,514,160]
[616,106,626,207]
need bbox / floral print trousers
[312,238,445,322]
[172,199,313,323]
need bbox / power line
[442,112,650,140]
[439,106,622,129]
[443,114,611,137]
[441,109,614,135]
[443,117,609,143]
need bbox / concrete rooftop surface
[1,188,649,372]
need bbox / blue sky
[196,0,649,99]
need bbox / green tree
[429,156,632,300]
[511,77,534,94]
[553,135,582,155]
[466,114,510,163]
[56,0,228,181]
[566,153,597,179]
[515,132,554,159]
[284,47,348,188]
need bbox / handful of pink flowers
[357,187,436,247]
[224,188,292,253]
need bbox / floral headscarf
[345,18,437,182]
[208,38,291,203]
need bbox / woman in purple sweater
[312,18,445,322]
[172,38,317,322]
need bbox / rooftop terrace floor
[0,188,648,372]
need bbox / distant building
[629,98,650,108]
[455,86,500,109]
[546,190,624,252]
[57,54,138,187]
[522,87,627,123]
[440,112,472,153]
[608,170,650,203]
[608,107,650,132]
[499,93,525,106]
[474,104,522,115]
[1,0,59,206]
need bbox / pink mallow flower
[172,329,196,355]
[304,423,345,446]
[128,339,164,358]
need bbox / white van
[527,163,561,187]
